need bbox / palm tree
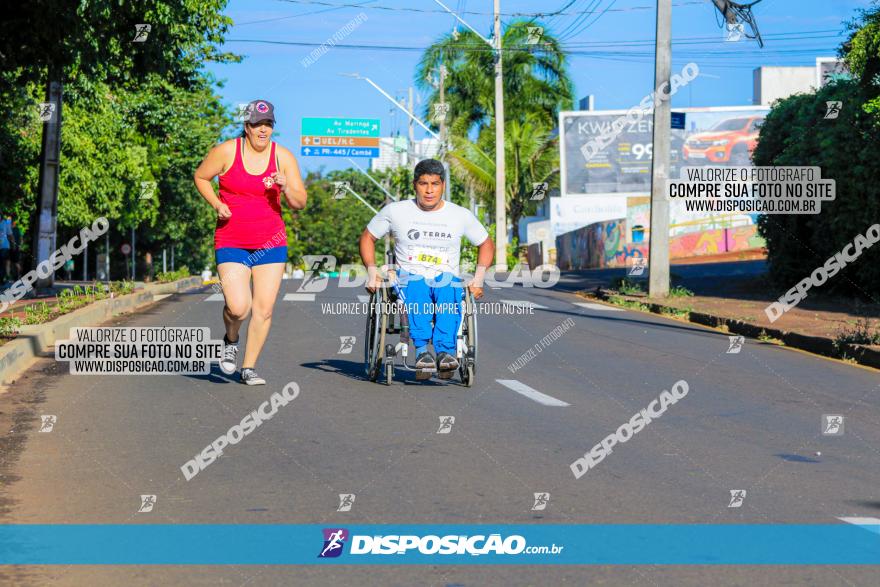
[447,113,558,236]
[416,20,574,140]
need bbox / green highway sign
[301,117,380,138]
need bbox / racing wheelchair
[364,276,478,387]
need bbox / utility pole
[433,0,506,268]
[408,87,415,167]
[33,79,63,290]
[648,0,671,298]
[493,0,507,271]
[439,63,451,201]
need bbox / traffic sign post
[301,118,380,158]
[300,146,379,158]
[302,117,380,137]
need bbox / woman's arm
[274,146,308,210]
[194,141,234,218]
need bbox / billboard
[560,106,771,197]
[548,196,627,239]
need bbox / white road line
[153,294,172,302]
[357,294,370,303]
[838,517,880,534]
[283,293,316,302]
[574,302,624,312]
[495,379,570,407]
[204,293,224,302]
[499,299,547,310]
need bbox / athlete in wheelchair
[358,159,495,385]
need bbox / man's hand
[469,285,484,300]
[366,266,382,293]
[215,202,232,219]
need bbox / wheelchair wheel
[384,358,394,386]
[364,289,387,382]
[459,289,478,387]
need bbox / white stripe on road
[204,293,224,302]
[838,517,880,534]
[495,379,570,407]
[574,302,624,312]
[357,294,370,303]
[499,300,547,310]
[284,293,316,302]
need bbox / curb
[0,277,204,385]
[586,288,880,370]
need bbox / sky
[207,0,872,174]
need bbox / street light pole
[433,0,506,269]
[347,157,398,202]
[340,74,441,141]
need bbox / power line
[559,0,620,41]
[274,0,705,17]
[235,0,377,26]
[227,28,844,52]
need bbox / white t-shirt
[366,199,489,278]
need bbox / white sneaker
[240,368,266,386]
[220,336,238,375]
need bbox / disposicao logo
[318,528,349,558]
[256,101,269,113]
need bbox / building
[370,137,441,172]
[753,57,850,106]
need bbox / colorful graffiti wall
[556,220,765,270]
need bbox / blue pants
[400,271,462,355]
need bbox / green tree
[753,47,880,295]
[447,114,559,239]
[416,20,574,137]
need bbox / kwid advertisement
[560,106,770,196]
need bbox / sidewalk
[565,260,880,369]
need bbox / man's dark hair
[413,158,445,183]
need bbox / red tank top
[215,138,288,249]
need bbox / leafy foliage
[752,81,880,295]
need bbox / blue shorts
[215,246,287,268]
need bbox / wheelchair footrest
[415,366,436,380]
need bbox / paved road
[1,275,878,586]
[555,259,768,296]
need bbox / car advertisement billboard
[560,106,770,197]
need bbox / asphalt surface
[554,259,768,296]
[1,274,879,586]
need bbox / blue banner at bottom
[1,524,878,565]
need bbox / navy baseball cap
[245,99,275,124]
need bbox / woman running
[194,99,307,385]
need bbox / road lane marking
[357,295,370,303]
[499,300,547,310]
[574,302,624,312]
[204,293,224,302]
[495,379,570,407]
[838,517,880,535]
[284,293,317,302]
